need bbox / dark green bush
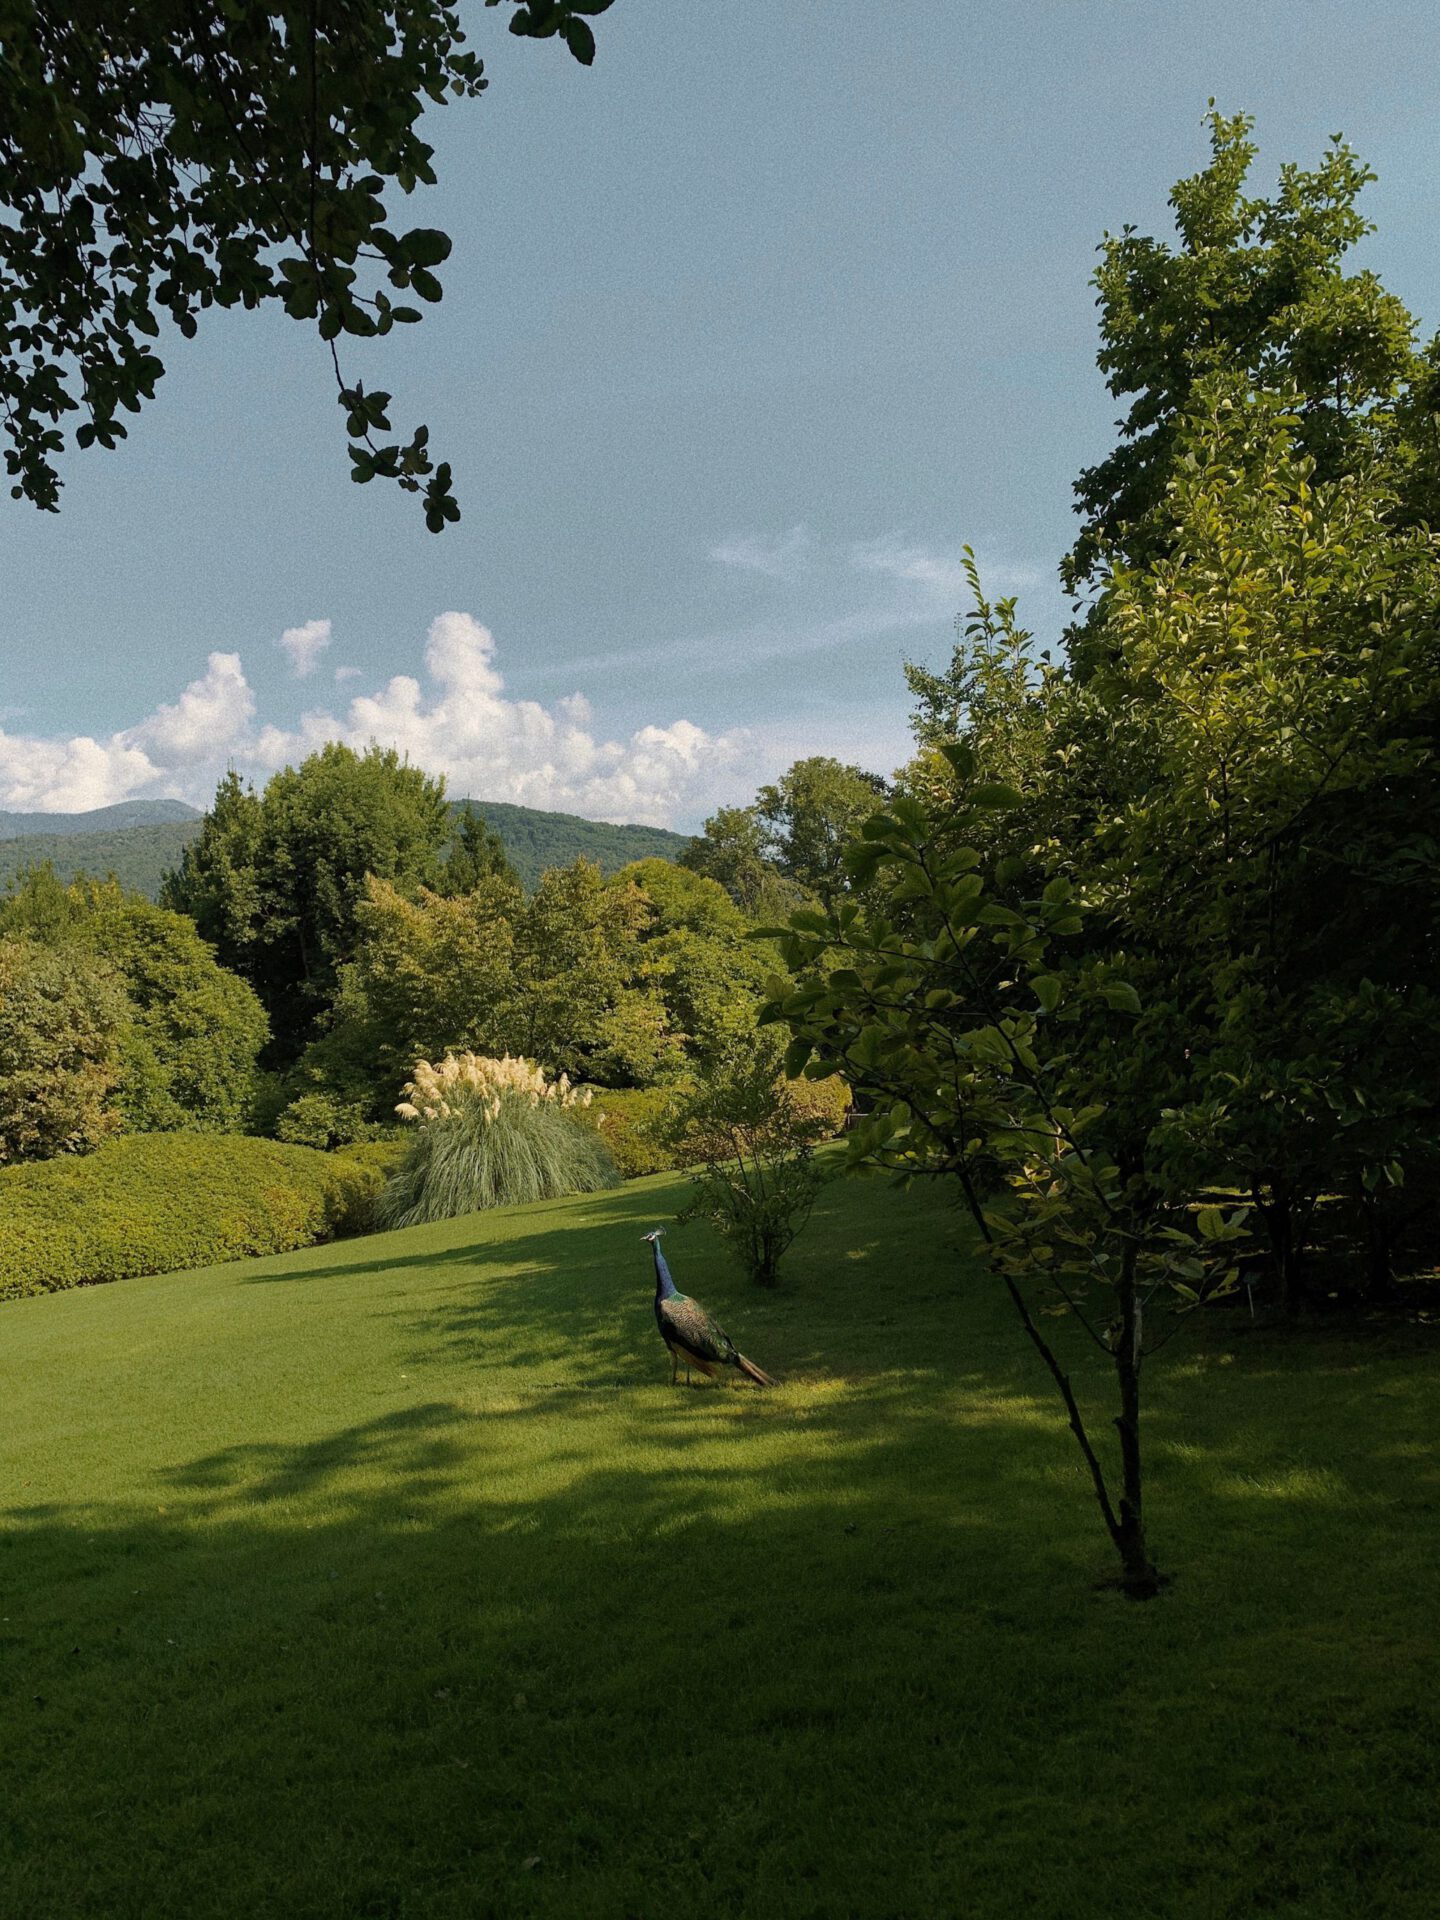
[574,1086,681,1178]
[274,1090,384,1150]
[0,1135,382,1301]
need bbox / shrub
[574,1086,682,1178]
[669,1049,834,1287]
[0,874,270,1135]
[377,1053,620,1227]
[0,1134,381,1301]
[0,937,128,1163]
[275,1090,384,1150]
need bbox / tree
[767,765,1248,1597]
[0,0,612,527]
[163,744,452,1059]
[435,805,519,895]
[680,806,806,919]
[510,861,667,1084]
[295,870,524,1119]
[0,935,128,1161]
[1064,107,1420,601]
[612,858,778,1068]
[754,757,890,905]
[1,872,270,1133]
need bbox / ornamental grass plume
[377,1052,614,1227]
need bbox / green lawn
[2,1167,1437,1919]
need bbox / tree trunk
[1111,1241,1163,1599]
[1360,1189,1395,1304]
[1000,1256,1167,1600]
[1258,1178,1305,1317]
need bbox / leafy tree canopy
[0,0,611,527]
[162,744,452,1058]
[1066,107,1423,604]
[0,867,270,1133]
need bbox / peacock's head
[640,1227,665,1243]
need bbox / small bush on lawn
[0,1134,382,1302]
[669,1048,835,1287]
[377,1053,620,1227]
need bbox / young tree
[0,0,612,526]
[767,766,1247,1597]
[669,1040,832,1289]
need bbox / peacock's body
[643,1230,774,1387]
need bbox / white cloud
[121,652,254,766]
[711,525,811,580]
[278,618,332,678]
[333,665,362,684]
[0,614,749,829]
[0,728,159,814]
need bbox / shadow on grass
[6,1172,1440,1917]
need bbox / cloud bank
[0,613,747,827]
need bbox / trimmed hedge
[0,1134,383,1302]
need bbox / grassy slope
[2,1171,1437,1919]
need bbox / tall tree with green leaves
[1065,107,1420,605]
[0,0,612,527]
[754,757,890,906]
[163,744,452,1058]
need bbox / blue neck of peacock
[652,1242,678,1300]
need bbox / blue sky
[3,0,1440,826]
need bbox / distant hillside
[0,821,203,900]
[455,800,690,889]
[0,798,200,838]
[0,798,691,903]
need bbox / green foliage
[1,870,270,1135]
[273,1091,386,1151]
[0,1133,380,1300]
[680,805,807,919]
[376,1086,619,1227]
[754,757,891,905]
[572,1085,680,1178]
[303,855,780,1122]
[300,871,525,1111]
[1065,107,1421,598]
[0,935,127,1162]
[164,747,452,1060]
[611,857,779,1068]
[435,805,519,895]
[668,1046,833,1287]
[0,1,611,525]
[511,862,666,1084]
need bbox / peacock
[642,1229,774,1387]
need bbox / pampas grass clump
[376,1053,618,1227]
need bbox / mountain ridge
[0,797,693,899]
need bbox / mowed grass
[3,1167,1438,1920]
